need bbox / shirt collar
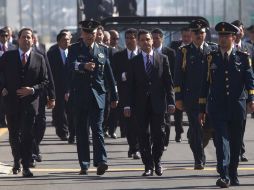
[193,42,204,50]
[127,47,138,55]
[142,50,153,58]
[153,44,162,53]
[234,40,241,48]
[220,47,233,57]
[19,48,31,57]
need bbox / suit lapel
[154,51,163,77]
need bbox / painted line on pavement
[30,167,254,173]
[0,128,8,137]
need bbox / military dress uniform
[174,43,216,169]
[65,20,118,175]
[199,22,254,187]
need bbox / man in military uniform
[65,20,118,176]
[199,22,254,188]
[174,19,216,170]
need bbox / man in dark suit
[199,22,254,188]
[231,20,254,162]
[0,28,49,177]
[30,33,56,167]
[169,27,192,142]
[124,29,175,176]
[111,28,141,159]
[48,30,74,142]
[0,28,17,128]
[33,31,46,54]
[151,28,176,149]
[174,20,216,170]
[65,20,118,175]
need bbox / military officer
[174,19,216,170]
[65,20,118,176]
[199,22,254,188]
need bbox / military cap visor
[189,19,209,31]
[79,20,100,33]
[0,29,8,36]
[215,22,239,35]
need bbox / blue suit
[65,41,118,170]
[174,42,216,167]
[199,48,254,181]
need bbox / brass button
[226,85,229,88]
[225,78,229,81]
[225,71,228,74]
[226,92,229,95]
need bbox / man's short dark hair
[57,30,70,42]
[18,28,33,38]
[137,29,151,40]
[151,28,163,38]
[125,28,138,38]
[181,26,191,33]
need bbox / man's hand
[175,100,184,111]
[168,105,175,114]
[47,99,55,109]
[1,88,8,96]
[111,101,118,109]
[247,101,254,113]
[84,62,96,71]
[123,107,131,118]
[64,93,70,102]
[198,113,206,127]
[16,87,34,98]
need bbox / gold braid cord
[181,48,187,71]
[207,54,212,83]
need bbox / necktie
[130,51,133,59]
[236,44,239,50]
[224,52,229,64]
[22,53,26,65]
[146,54,152,79]
[62,51,67,64]
[2,45,6,52]
[88,46,93,55]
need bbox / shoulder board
[98,43,109,48]
[236,50,250,56]
[206,41,218,46]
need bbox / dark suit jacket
[161,46,176,78]
[169,40,183,52]
[33,46,55,101]
[125,52,175,115]
[0,49,49,114]
[47,44,66,99]
[111,49,130,107]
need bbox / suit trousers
[75,94,107,169]
[136,97,165,170]
[7,105,36,169]
[174,108,184,135]
[210,119,243,180]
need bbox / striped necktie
[146,54,152,79]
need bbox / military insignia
[249,57,252,67]
[88,21,93,29]
[98,53,105,58]
[211,63,217,69]
[235,62,242,66]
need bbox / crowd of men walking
[1,17,254,188]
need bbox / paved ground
[1,113,254,190]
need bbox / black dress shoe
[22,168,33,177]
[97,163,108,175]
[155,166,163,176]
[175,134,182,143]
[142,169,153,176]
[194,164,204,170]
[128,151,132,158]
[68,136,75,144]
[240,154,248,162]
[79,169,88,175]
[132,152,141,159]
[29,159,36,168]
[216,178,229,188]
[35,154,42,162]
[230,177,240,186]
[12,164,21,175]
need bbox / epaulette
[236,50,252,67]
[206,41,218,46]
[98,43,109,48]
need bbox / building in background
[0,0,254,43]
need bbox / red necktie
[22,53,26,65]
